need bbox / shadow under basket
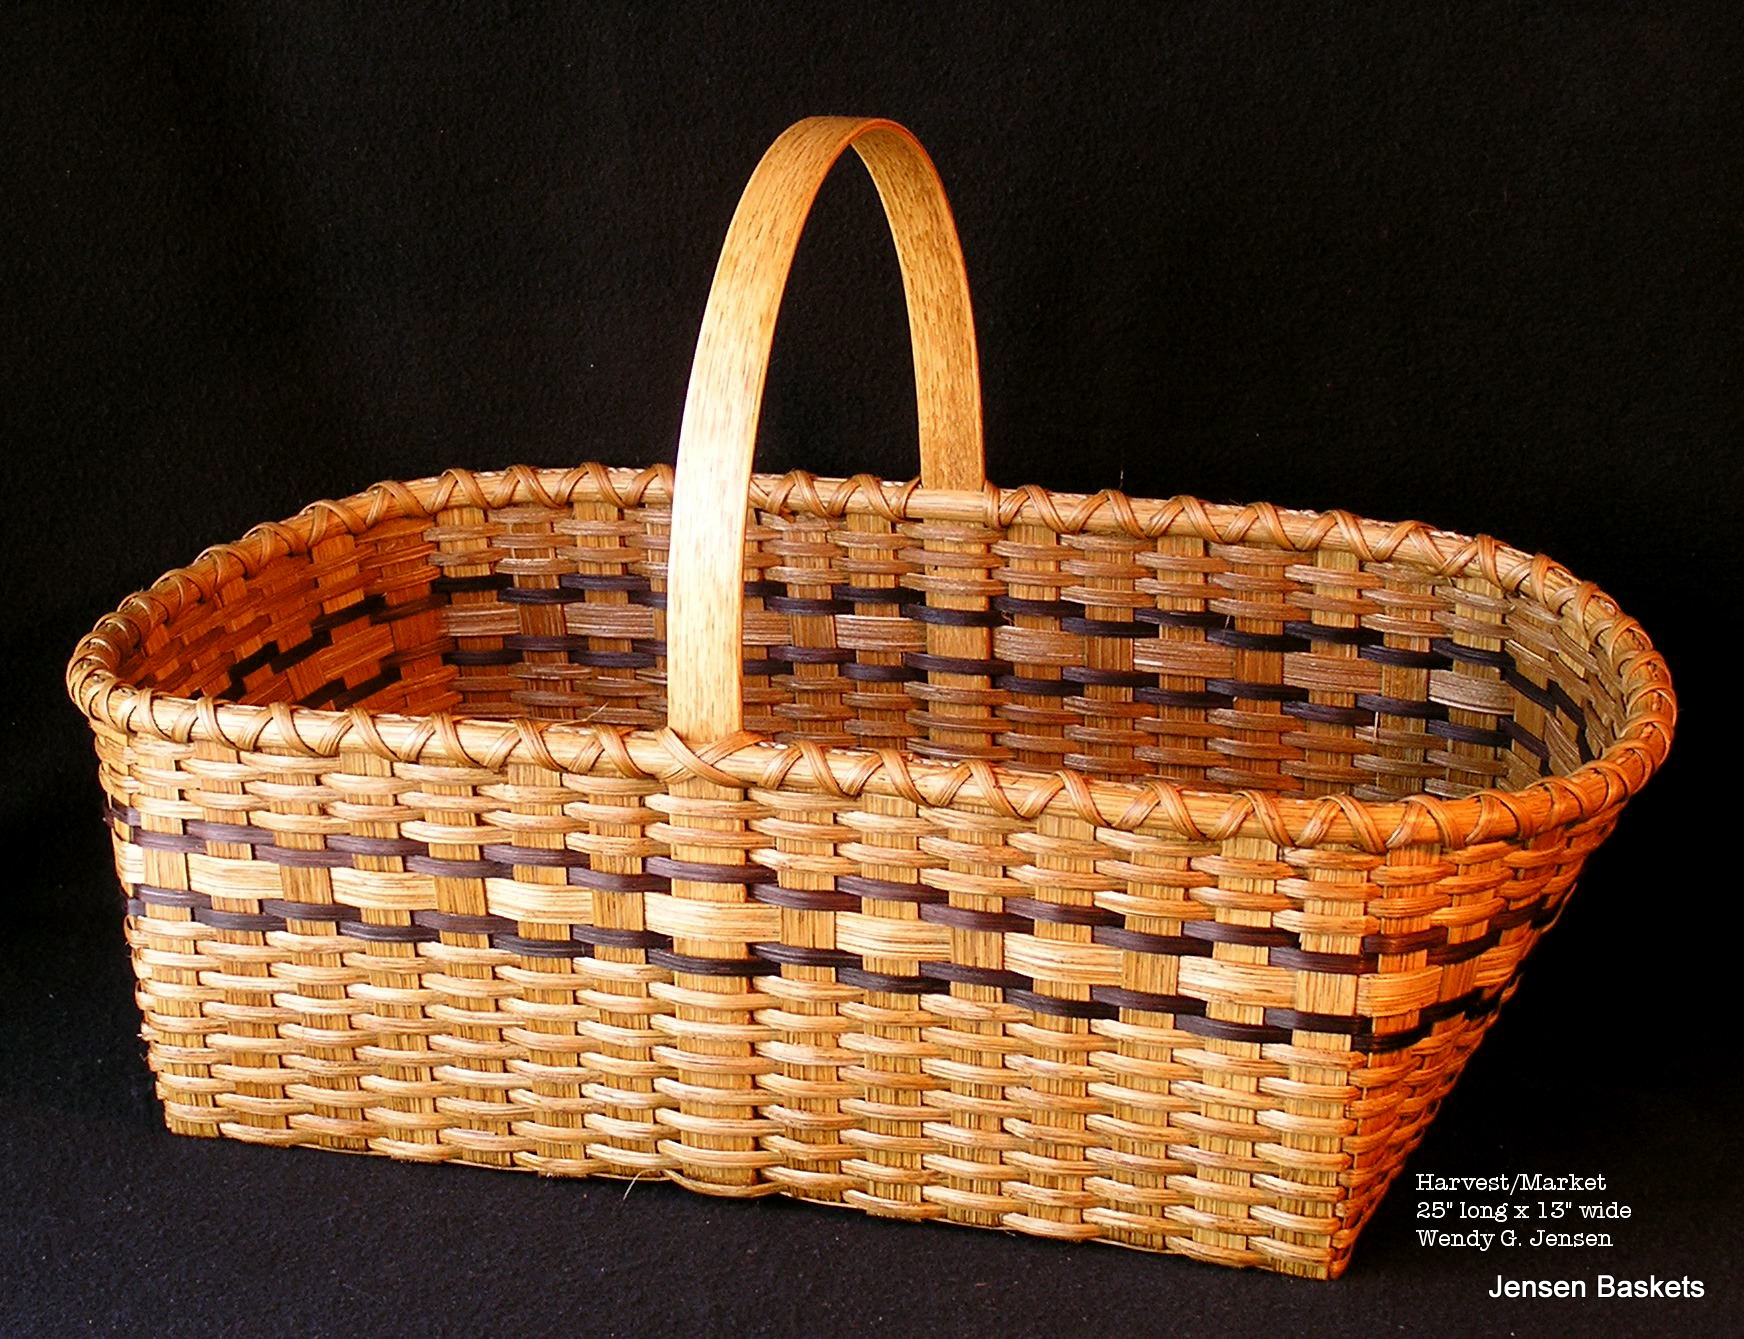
[66,118,1674,1279]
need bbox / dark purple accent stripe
[376,593,446,623]
[405,855,510,879]
[381,646,446,671]
[134,886,205,907]
[193,906,282,932]
[903,652,1014,677]
[994,596,1078,619]
[1428,720,1513,748]
[1002,897,1120,927]
[261,899,350,922]
[226,640,281,682]
[413,910,516,935]
[131,830,206,854]
[1092,926,1214,957]
[1417,988,1494,1026]
[752,942,861,969]
[446,648,522,666]
[836,876,946,905]
[918,903,1032,935]
[1267,946,1375,975]
[504,633,622,654]
[1283,621,1384,647]
[1060,618,1156,639]
[1204,678,1309,702]
[1005,988,1118,1021]
[644,857,773,886]
[117,882,1518,1052]
[434,574,512,593]
[1207,628,1310,653]
[766,595,854,616]
[256,845,353,869]
[104,802,141,826]
[838,967,933,994]
[1283,701,1376,726]
[1431,639,1513,669]
[185,820,275,845]
[1090,985,1206,1015]
[751,883,862,913]
[1177,1013,1293,1045]
[1062,665,1154,689]
[646,949,766,977]
[571,925,670,950]
[558,572,650,592]
[340,919,438,944]
[1136,687,1233,709]
[1352,1023,1433,1053]
[1355,693,1449,720]
[501,586,592,605]
[492,933,586,958]
[1184,921,1298,949]
[1485,899,1541,934]
[1362,927,1446,954]
[842,661,916,682]
[561,649,657,671]
[267,628,333,674]
[1502,666,1558,712]
[740,658,784,679]
[628,589,667,609]
[995,674,1076,697]
[903,603,1004,628]
[1337,996,1503,1053]
[567,868,669,893]
[1096,982,1506,1052]
[1360,644,1451,669]
[1490,903,1540,932]
[1263,1008,1362,1036]
[481,844,590,868]
[774,645,853,664]
[918,961,1031,991]
[837,584,921,604]
[1134,609,1226,630]
[1427,927,1502,966]
[309,594,387,632]
[128,885,496,947]
[328,835,428,857]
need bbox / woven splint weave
[67,118,1674,1278]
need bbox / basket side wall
[95,711,1617,1277]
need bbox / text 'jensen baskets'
[67,117,1675,1278]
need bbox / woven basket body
[68,119,1673,1279]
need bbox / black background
[5,5,1739,1336]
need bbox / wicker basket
[67,117,1674,1278]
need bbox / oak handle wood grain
[667,117,985,743]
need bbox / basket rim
[66,462,1675,855]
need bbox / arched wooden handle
[667,117,986,742]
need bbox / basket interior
[117,477,1630,803]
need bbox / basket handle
[666,116,985,743]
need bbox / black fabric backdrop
[4,5,1739,1336]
